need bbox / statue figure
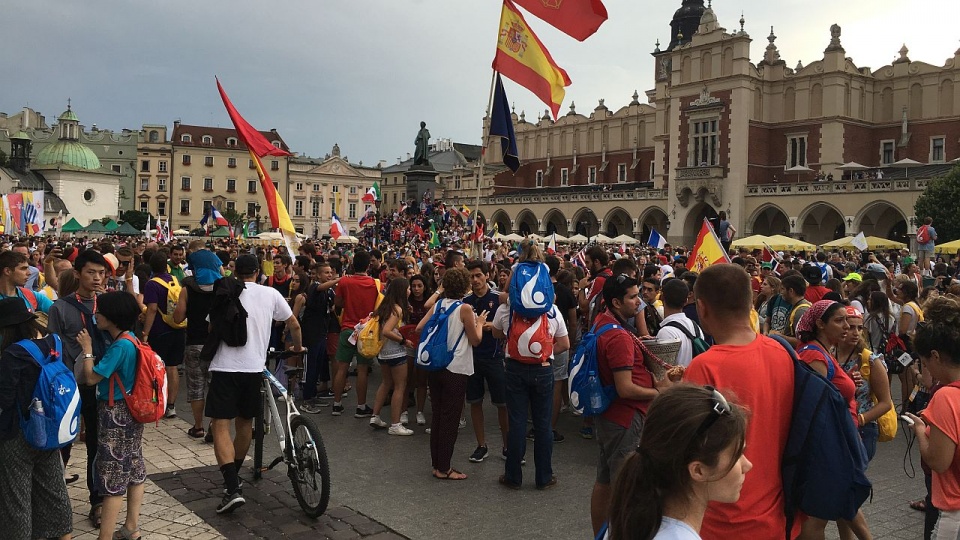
[414,121,431,166]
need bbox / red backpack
[917,225,931,245]
[507,310,556,364]
[109,334,168,424]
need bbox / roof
[0,167,69,214]
[171,123,290,153]
[33,140,102,171]
[381,148,474,174]
[453,143,483,162]
[58,108,79,122]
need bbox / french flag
[647,229,666,250]
[200,205,230,227]
[330,212,346,240]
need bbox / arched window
[181,133,192,143]
[202,135,213,145]
[149,130,159,143]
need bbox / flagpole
[471,69,498,258]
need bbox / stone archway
[799,202,845,245]
[749,204,791,236]
[542,208,567,235]
[571,207,600,237]
[856,202,909,245]
[638,206,669,244]
[603,206,633,237]
[490,209,511,236]
[515,209,538,236]
[684,202,719,245]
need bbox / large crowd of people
[1,224,960,539]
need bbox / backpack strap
[798,343,835,380]
[151,276,173,291]
[662,320,702,342]
[18,287,38,312]
[17,334,61,366]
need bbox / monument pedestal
[404,165,439,211]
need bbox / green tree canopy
[221,207,244,227]
[915,165,960,244]
[117,210,153,232]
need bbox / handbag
[875,397,898,442]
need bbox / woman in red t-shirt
[795,299,865,539]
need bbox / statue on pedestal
[414,121,431,167]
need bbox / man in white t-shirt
[207,254,303,514]
[655,278,700,368]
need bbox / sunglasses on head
[693,385,731,439]
[615,273,633,284]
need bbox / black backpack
[200,276,248,361]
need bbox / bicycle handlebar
[266,348,307,361]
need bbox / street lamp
[254,203,262,235]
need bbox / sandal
[187,426,205,439]
[433,468,467,480]
[89,503,103,528]
[910,498,927,512]
[64,473,80,485]
[113,525,141,540]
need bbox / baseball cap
[761,262,773,269]
[865,262,887,275]
[842,272,862,282]
[235,254,259,275]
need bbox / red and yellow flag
[512,0,608,42]
[492,0,571,119]
[216,79,298,246]
[687,218,731,272]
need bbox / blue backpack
[768,334,871,538]
[416,300,464,372]
[568,323,620,417]
[508,261,555,318]
[13,335,82,450]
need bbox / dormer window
[202,135,213,145]
[181,134,192,143]
[227,137,238,147]
[272,141,282,149]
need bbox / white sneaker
[369,416,388,429]
[388,424,414,436]
[400,411,409,425]
[459,417,467,429]
[424,427,432,434]
[164,407,177,419]
[416,412,426,425]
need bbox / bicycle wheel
[253,389,267,480]
[287,414,330,517]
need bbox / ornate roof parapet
[758,27,783,66]
[824,23,845,53]
[893,44,911,64]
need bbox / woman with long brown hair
[370,278,415,435]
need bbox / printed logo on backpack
[417,300,464,372]
[14,335,81,450]
[568,323,620,417]
[506,311,555,364]
[508,261,555,318]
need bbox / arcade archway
[515,209,538,236]
[856,202,908,244]
[571,207,600,238]
[542,209,567,235]
[749,204,791,236]
[603,207,633,237]
[799,203,845,245]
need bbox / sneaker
[553,431,565,443]
[526,429,535,440]
[388,424,414,436]
[469,446,489,463]
[501,448,526,465]
[400,411,409,425]
[331,404,344,416]
[425,427,432,434]
[216,490,245,514]
[416,412,427,425]
[370,415,388,429]
[315,389,335,399]
[459,417,467,429]
[222,478,244,494]
[301,400,327,414]
[570,407,583,417]
[164,406,177,419]
[580,427,594,439]
[355,405,374,418]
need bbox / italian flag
[362,182,381,203]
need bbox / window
[204,156,214,167]
[271,160,279,171]
[560,168,569,186]
[249,159,256,169]
[295,200,303,217]
[454,176,461,190]
[112,164,122,174]
[273,181,279,191]
[881,140,895,165]
[330,199,336,215]
[348,203,357,219]
[392,193,397,204]
[332,185,339,193]
[158,161,167,173]
[139,201,148,213]
[157,200,167,216]
[349,186,357,195]
[312,201,320,218]
[787,135,807,168]
[158,178,167,192]
[226,201,236,211]
[203,200,212,214]
[182,154,191,165]
[140,160,150,172]
[312,183,320,192]
[272,141,282,149]
[690,118,720,166]
[149,131,159,143]
[536,170,544,187]
[931,137,946,163]
[181,177,191,190]
[227,157,237,168]
[180,200,190,215]
[139,178,149,191]
[203,177,213,191]
[649,162,656,182]
[618,164,627,183]
[588,166,597,185]
[227,178,236,192]
[227,137,237,147]
[248,180,257,193]
[201,135,213,145]
[181,134,192,143]
[247,202,257,217]
[295,182,304,191]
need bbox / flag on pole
[475,222,485,242]
[145,214,151,239]
[216,78,299,255]
[330,212,346,240]
[492,0,571,119]
[362,182,381,203]
[21,192,38,235]
[687,218,732,272]
[489,73,521,173]
[429,222,440,248]
[200,204,230,228]
[547,232,557,254]
[0,195,8,234]
[647,229,666,250]
[511,0,608,41]
[30,191,44,234]
[852,232,868,251]
[359,207,376,228]
[492,222,499,237]
[460,204,472,218]
[7,193,23,234]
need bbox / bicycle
[252,348,331,518]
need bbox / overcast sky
[3,0,957,165]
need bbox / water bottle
[28,399,47,448]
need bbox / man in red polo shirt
[331,250,380,418]
[590,273,668,535]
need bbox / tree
[915,165,960,244]
[221,207,245,227]
[118,210,153,232]
[0,148,8,167]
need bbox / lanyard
[76,292,97,329]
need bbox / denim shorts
[378,354,407,368]
[552,350,570,381]
[466,356,506,406]
[595,410,644,485]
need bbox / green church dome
[34,140,101,171]
[58,108,79,122]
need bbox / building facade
[485,1,960,248]
[135,124,172,222]
[380,139,484,214]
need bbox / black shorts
[151,330,185,367]
[205,371,263,419]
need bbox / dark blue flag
[490,73,520,173]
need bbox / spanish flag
[512,0,608,42]
[492,0,571,119]
[687,218,731,272]
[216,79,298,250]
